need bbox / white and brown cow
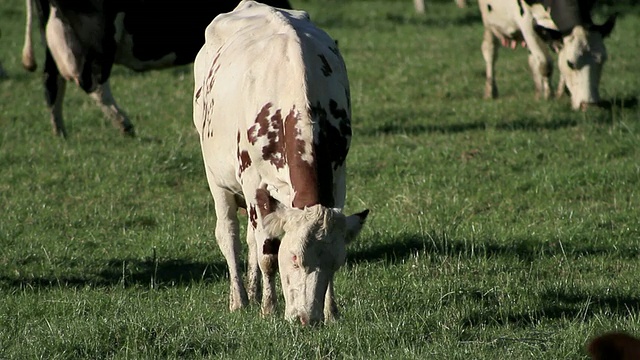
[193,1,369,325]
[22,0,291,137]
[478,0,616,110]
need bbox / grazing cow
[478,0,616,110]
[588,332,640,360]
[22,0,292,137]
[193,0,369,325]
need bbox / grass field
[1,0,639,358]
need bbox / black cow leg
[89,81,135,136]
[0,61,8,79]
[43,50,67,137]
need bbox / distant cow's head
[537,13,616,110]
[262,202,368,325]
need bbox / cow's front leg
[481,28,499,99]
[211,188,248,311]
[528,52,552,100]
[519,23,553,100]
[556,74,567,99]
[257,237,280,315]
[89,81,135,136]
[323,280,340,322]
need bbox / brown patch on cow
[263,238,281,255]
[236,132,252,176]
[238,150,251,175]
[212,51,221,67]
[248,103,272,145]
[256,187,278,218]
[262,109,286,168]
[284,108,321,209]
[201,98,214,140]
[195,87,202,100]
[309,100,352,208]
[318,54,332,76]
[248,205,258,229]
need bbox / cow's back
[194,1,351,208]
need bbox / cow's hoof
[121,124,136,137]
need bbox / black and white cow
[22,0,292,137]
[478,0,616,110]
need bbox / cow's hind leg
[210,187,249,311]
[481,28,499,99]
[43,49,67,137]
[245,217,260,303]
[89,81,135,136]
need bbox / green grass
[1,0,639,358]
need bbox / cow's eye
[567,60,576,70]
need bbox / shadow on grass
[600,96,639,111]
[348,231,640,265]
[461,289,640,328]
[360,121,487,136]
[385,12,482,27]
[0,258,227,290]
[358,115,579,136]
[494,116,578,131]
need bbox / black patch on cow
[328,45,340,57]
[487,4,492,12]
[310,100,352,208]
[318,54,332,77]
[263,238,281,255]
[517,0,525,16]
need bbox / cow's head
[536,13,617,110]
[262,202,368,325]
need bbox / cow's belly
[113,35,178,71]
[112,13,178,71]
[479,0,523,39]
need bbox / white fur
[193,1,366,324]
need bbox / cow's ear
[262,201,289,238]
[534,25,563,41]
[595,13,617,38]
[345,209,369,244]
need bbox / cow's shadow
[349,231,640,326]
[385,12,482,27]
[349,231,640,265]
[462,290,640,328]
[0,258,227,290]
[600,96,639,111]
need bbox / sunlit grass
[1,0,639,358]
